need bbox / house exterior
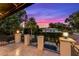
[42,28,62,33]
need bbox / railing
[71,44,79,56]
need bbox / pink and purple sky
[25,3,79,28]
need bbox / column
[15,33,21,43]
[59,37,76,56]
[37,35,44,51]
[24,34,31,46]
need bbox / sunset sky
[25,3,79,28]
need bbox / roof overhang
[0,3,33,19]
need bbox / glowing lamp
[63,32,69,38]
[16,30,20,34]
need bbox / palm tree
[26,17,38,35]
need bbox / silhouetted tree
[65,11,79,32]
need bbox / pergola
[0,3,33,19]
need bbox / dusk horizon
[0,3,79,56]
[25,3,79,28]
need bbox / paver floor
[0,43,59,56]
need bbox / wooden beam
[0,13,3,16]
[13,3,18,7]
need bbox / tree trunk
[31,29,32,36]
